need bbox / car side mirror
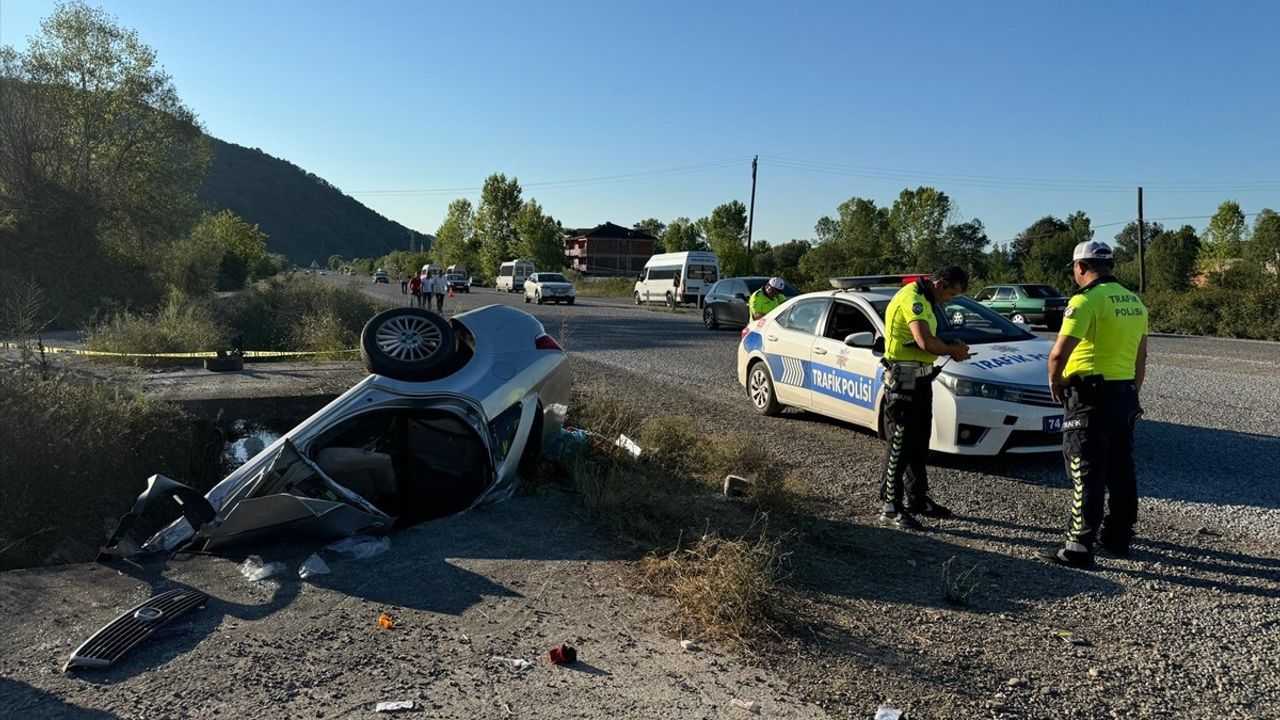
[844,331,875,348]
[734,293,748,301]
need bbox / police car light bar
[829,275,920,290]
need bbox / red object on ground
[549,643,577,665]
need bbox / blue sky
[3,0,1278,249]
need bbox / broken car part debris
[548,643,577,665]
[63,589,208,672]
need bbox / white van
[496,259,535,293]
[634,251,720,307]
[420,263,443,278]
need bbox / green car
[972,284,1067,330]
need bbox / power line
[346,157,753,197]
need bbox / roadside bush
[222,275,384,352]
[86,291,228,354]
[0,370,201,570]
[1145,283,1280,340]
[573,274,636,299]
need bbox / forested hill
[198,137,432,264]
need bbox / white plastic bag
[488,655,533,671]
[875,707,903,720]
[239,555,286,582]
[324,535,391,559]
[298,553,331,579]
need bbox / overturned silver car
[101,304,570,558]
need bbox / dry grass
[942,556,982,606]
[641,532,785,643]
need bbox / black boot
[1038,542,1094,569]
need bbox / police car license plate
[1044,416,1064,433]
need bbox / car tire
[665,292,675,309]
[748,361,783,416]
[359,307,456,381]
[525,295,531,303]
[703,306,719,330]
[535,293,544,305]
[634,292,643,305]
[567,298,575,306]
[1011,313,1027,325]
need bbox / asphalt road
[338,275,1280,540]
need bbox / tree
[1021,212,1091,292]
[165,210,269,294]
[514,199,565,271]
[634,218,665,239]
[888,186,951,269]
[799,196,893,281]
[938,219,990,277]
[1113,221,1164,263]
[984,244,1016,284]
[1146,225,1200,292]
[433,198,477,270]
[702,200,750,275]
[1012,216,1070,271]
[1200,200,1246,278]
[1245,208,1279,272]
[475,173,523,277]
[327,254,344,271]
[662,217,703,253]
[753,239,811,279]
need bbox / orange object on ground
[378,613,394,630]
[548,643,577,665]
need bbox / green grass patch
[572,275,636,299]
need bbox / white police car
[737,276,1063,455]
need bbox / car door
[989,286,1015,314]
[763,299,827,407]
[726,280,750,325]
[808,300,882,427]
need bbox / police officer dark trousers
[1043,240,1149,567]
[875,266,972,529]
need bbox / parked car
[524,272,576,305]
[737,276,1061,456]
[972,284,1067,329]
[373,268,390,284]
[100,305,571,557]
[634,251,719,307]
[702,276,802,330]
[445,273,471,293]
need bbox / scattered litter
[298,553,331,579]
[730,698,761,714]
[549,643,578,665]
[1087,667,1101,678]
[489,656,533,671]
[1196,526,1221,537]
[547,427,589,460]
[378,613,395,630]
[239,555,286,582]
[325,535,391,559]
[1054,629,1091,646]
[723,474,750,497]
[615,433,643,458]
[374,700,416,713]
[874,706,903,720]
[680,639,699,652]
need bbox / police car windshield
[935,297,1036,343]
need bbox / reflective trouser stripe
[883,425,905,497]
[1067,455,1085,541]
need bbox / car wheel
[665,292,675,309]
[703,305,719,330]
[1011,313,1027,325]
[634,292,643,305]
[360,307,456,381]
[524,295,531,303]
[748,361,783,416]
[567,298,575,306]
[535,292,544,305]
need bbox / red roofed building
[564,222,657,276]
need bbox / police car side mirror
[844,331,876,348]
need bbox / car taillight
[535,334,562,351]
[741,326,751,339]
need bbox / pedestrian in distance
[876,266,972,529]
[408,273,422,308]
[1041,241,1148,568]
[749,277,788,320]
[400,274,409,294]
[432,272,446,314]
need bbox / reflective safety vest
[1060,278,1148,381]
[883,280,939,364]
[749,289,785,318]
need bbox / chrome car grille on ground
[64,589,209,671]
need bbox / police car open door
[809,300,880,426]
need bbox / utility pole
[746,155,758,253]
[1137,187,1145,293]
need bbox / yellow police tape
[0,341,359,359]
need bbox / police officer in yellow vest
[878,267,972,529]
[749,277,788,320]
[1042,240,1148,567]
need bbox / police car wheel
[748,361,783,416]
[703,306,719,330]
[634,292,643,305]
